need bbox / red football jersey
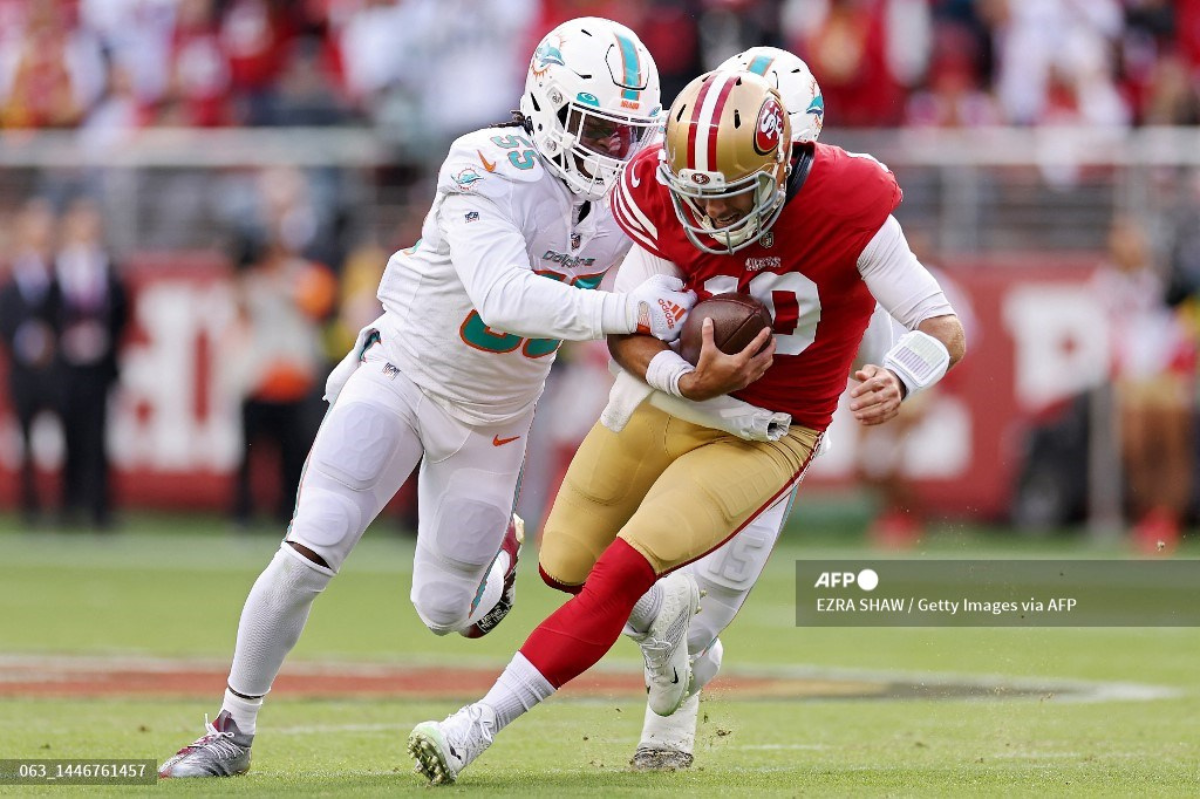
[611,142,902,430]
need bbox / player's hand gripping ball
[679,292,773,365]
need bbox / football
[679,292,774,365]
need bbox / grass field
[2,510,1198,798]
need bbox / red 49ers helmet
[659,70,792,254]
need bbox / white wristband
[883,330,950,399]
[645,349,695,398]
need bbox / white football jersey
[377,126,632,425]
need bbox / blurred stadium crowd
[1,0,1197,134]
[3,0,1200,545]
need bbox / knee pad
[313,400,401,491]
[425,496,508,568]
[539,527,604,589]
[288,488,362,572]
[412,576,473,636]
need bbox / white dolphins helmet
[519,18,663,200]
[718,46,824,144]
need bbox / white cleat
[407,703,496,785]
[631,638,722,771]
[630,692,700,771]
[640,572,701,717]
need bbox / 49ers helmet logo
[754,97,784,155]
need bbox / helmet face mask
[660,70,792,255]
[520,18,662,200]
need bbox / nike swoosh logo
[492,434,521,446]
[670,668,680,685]
[478,150,497,172]
[629,168,641,188]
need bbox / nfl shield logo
[761,231,775,248]
[571,232,582,250]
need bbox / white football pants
[676,484,797,688]
[288,345,532,634]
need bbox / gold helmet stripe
[689,72,737,173]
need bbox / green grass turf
[2,511,1198,797]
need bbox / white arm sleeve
[852,303,908,371]
[613,243,683,293]
[442,193,632,340]
[856,215,954,329]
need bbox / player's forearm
[608,332,669,377]
[917,313,966,370]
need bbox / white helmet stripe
[691,72,737,173]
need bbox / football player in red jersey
[407,70,966,784]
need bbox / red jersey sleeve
[810,145,903,258]
[608,146,671,261]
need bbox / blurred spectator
[160,0,232,127]
[55,196,129,529]
[79,55,148,151]
[336,0,536,151]
[1094,216,1194,552]
[786,0,909,126]
[0,199,63,525]
[273,35,351,126]
[227,167,336,527]
[220,0,296,125]
[905,19,1000,128]
[0,0,106,129]
[991,0,1129,127]
[697,0,783,70]
[79,0,177,110]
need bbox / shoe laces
[185,715,242,760]
[448,705,495,762]
[641,638,673,672]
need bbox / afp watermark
[797,560,1200,627]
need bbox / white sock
[227,544,333,701]
[480,652,555,731]
[626,583,664,635]
[221,688,263,736]
[464,552,508,630]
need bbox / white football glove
[625,274,696,342]
[323,319,382,404]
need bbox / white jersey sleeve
[441,191,630,340]
[856,215,955,328]
[374,127,636,425]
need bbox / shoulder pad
[439,128,545,197]
[813,144,902,230]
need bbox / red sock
[519,538,657,688]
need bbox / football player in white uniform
[159,17,695,779]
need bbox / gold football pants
[540,402,820,584]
